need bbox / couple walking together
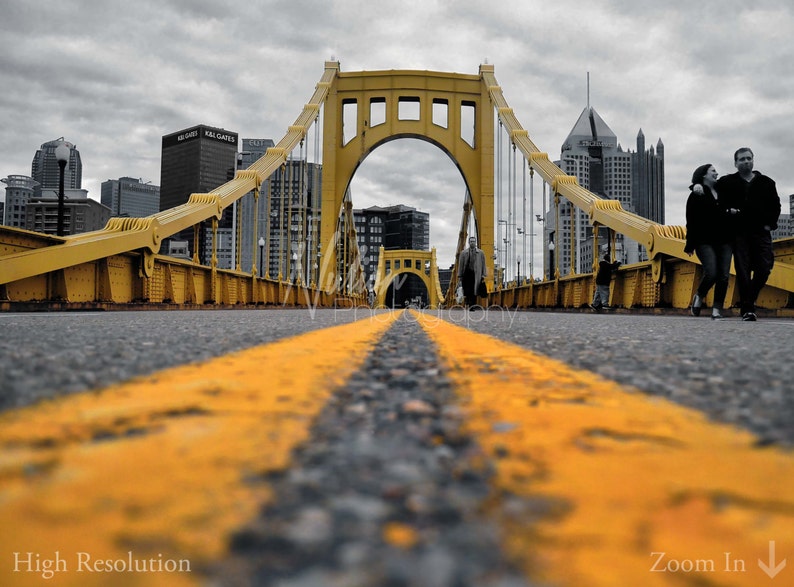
[685,147,780,320]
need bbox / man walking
[457,236,487,309]
[716,148,780,321]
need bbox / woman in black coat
[684,163,734,319]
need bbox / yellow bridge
[1,60,793,313]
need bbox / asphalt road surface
[2,307,793,445]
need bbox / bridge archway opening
[350,137,469,273]
[384,273,429,308]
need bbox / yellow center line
[0,313,397,587]
[416,312,794,587]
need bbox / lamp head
[54,142,71,165]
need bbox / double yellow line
[416,312,794,586]
[1,310,792,586]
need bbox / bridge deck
[1,310,793,586]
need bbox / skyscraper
[31,138,81,197]
[101,177,160,218]
[555,106,664,275]
[159,124,238,261]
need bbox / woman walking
[684,164,734,319]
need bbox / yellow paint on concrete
[0,313,396,587]
[416,312,794,587]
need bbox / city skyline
[2,0,794,271]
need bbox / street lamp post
[258,236,265,277]
[517,256,521,284]
[54,142,70,236]
[548,240,556,280]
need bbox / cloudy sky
[2,0,793,273]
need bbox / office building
[101,177,160,218]
[2,175,39,227]
[31,138,81,197]
[553,106,664,275]
[159,124,238,262]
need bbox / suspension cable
[522,154,527,282]
[496,119,502,284]
[529,163,534,280]
[312,112,321,286]
[298,139,307,285]
[278,162,286,281]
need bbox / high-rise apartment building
[159,124,238,262]
[101,177,160,218]
[31,138,81,197]
[354,204,430,305]
[1,175,39,227]
[553,106,664,275]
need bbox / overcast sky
[2,0,793,272]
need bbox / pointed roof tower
[561,106,618,152]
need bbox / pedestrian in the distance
[590,253,620,312]
[684,163,733,319]
[456,236,487,310]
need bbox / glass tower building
[159,124,238,261]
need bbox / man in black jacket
[717,148,780,321]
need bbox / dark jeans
[461,269,477,306]
[695,242,732,309]
[733,231,774,314]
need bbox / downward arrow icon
[759,541,787,579]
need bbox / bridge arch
[374,248,444,309]
[319,65,495,293]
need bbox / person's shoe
[690,294,702,316]
[589,303,601,312]
[742,312,757,321]
[711,310,724,320]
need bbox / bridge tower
[318,63,495,295]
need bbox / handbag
[477,279,488,297]
[455,285,464,303]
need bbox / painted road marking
[416,311,794,587]
[0,313,396,587]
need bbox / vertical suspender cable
[299,139,307,285]
[496,119,502,284]
[529,164,534,280]
[279,163,286,281]
[311,112,322,288]
[287,150,294,282]
[512,142,517,283]
[522,154,527,282]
